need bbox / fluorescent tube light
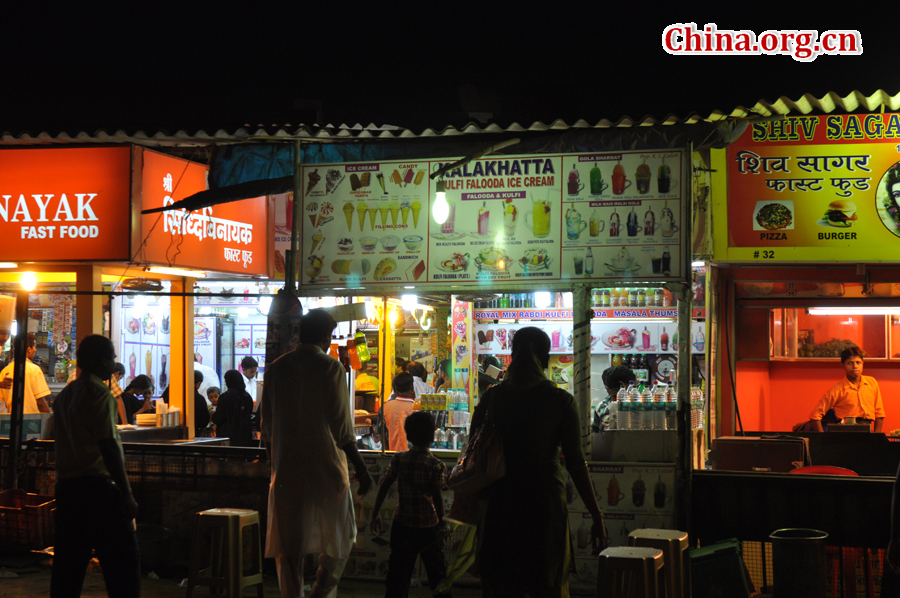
[144,266,207,278]
[808,307,900,315]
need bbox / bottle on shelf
[611,353,622,367]
[617,386,630,430]
[629,384,643,431]
[641,385,653,430]
[348,335,362,370]
[354,330,371,362]
[652,384,666,431]
[665,385,677,430]
[328,336,339,360]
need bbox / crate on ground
[0,488,56,550]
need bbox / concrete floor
[0,553,482,597]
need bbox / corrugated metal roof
[2,90,897,147]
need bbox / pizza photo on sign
[752,200,794,231]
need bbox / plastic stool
[598,546,665,598]
[186,508,264,598]
[628,529,690,598]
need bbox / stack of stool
[597,546,665,598]
[628,529,690,598]
[186,508,264,598]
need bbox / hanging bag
[447,391,506,495]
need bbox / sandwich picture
[823,200,857,227]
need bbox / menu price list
[298,149,684,288]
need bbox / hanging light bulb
[432,179,449,224]
[401,294,418,311]
[20,272,37,291]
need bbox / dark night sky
[1,6,893,134]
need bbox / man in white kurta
[261,309,373,598]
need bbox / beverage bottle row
[610,353,654,369]
[592,287,675,308]
[433,427,468,450]
[615,383,677,431]
[474,293,573,309]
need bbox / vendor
[592,365,635,432]
[809,347,884,432]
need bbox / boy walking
[371,412,451,598]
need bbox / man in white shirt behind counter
[0,333,51,414]
[241,356,259,404]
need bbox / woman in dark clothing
[472,327,606,598]
[120,375,152,425]
[212,370,254,447]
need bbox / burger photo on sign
[821,200,857,228]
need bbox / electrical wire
[112,149,201,291]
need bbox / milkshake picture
[632,476,646,507]
[478,202,490,235]
[503,199,518,236]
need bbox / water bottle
[629,385,643,431]
[651,385,665,431]
[665,386,677,430]
[641,386,653,430]
[617,387,629,430]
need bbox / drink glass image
[526,199,552,237]
[573,255,584,275]
[441,201,456,234]
[566,211,587,240]
[503,207,518,236]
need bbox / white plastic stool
[186,508,264,598]
[598,546,665,598]
[628,529,690,598]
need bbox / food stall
[0,145,269,448]
[291,147,696,586]
[692,112,900,592]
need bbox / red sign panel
[0,147,132,261]
[140,149,268,276]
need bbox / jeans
[385,522,451,598]
[50,476,141,598]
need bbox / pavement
[0,551,482,597]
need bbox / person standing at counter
[472,327,606,596]
[212,370,254,447]
[241,356,259,404]
[810,347,885,433]
[193,354,220,402]
[384,373,417,452]
[261,308,373,598]
[407,362,430,398]
[432,359,451,392]
[118,375,152,425]
[0,333,51,414]
[591,365,636,433]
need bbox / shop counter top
[119,426,187,443]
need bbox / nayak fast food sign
[0,147,132,261]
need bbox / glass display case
[770,308,888,360]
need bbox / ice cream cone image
[378,205,389,228]
[356,203,368,231]
[342,202,354,232]
[411,201,422,228]
[401,201,411,226]
[368,204,377,231]
[311,230,323,253]
[389,201,400,227]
